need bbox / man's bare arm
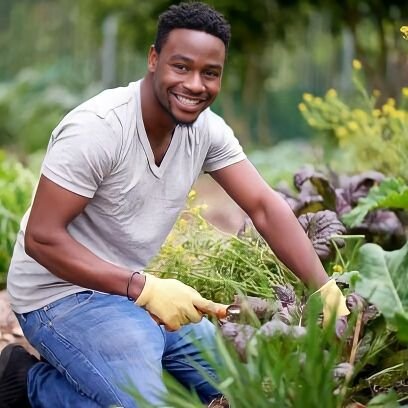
[210,159,329,289]
[25,175,146,299]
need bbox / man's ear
[148,45,158,73]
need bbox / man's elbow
[24,225,55,260]
[248,188,292,231]
[24,227,40,259]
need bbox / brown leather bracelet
[126,271,140,301]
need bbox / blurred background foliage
[0,0,407,152]
[0,0,408,279]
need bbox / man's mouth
[174,94,204,106]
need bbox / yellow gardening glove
[315,279,350,327]
[136,273,227,331]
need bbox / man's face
[148,28,225,126]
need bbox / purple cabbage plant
[276,167,406,259]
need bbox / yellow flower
[298,102,307,112]
[382,104,395,115]
[332,264,343,273]
[402,87,408,97]
[303,93,313,102]
[391,110,405,120]
[401,26,408,40]
[352,59,362,70]
[335,127,347,138]
[372,109,381,118]
[348,121,359,131]
[314,97,323,105]
[326,88,337,98]
[190,206,200,215]
[386,98,396,107]
[353,109,367,120]
[372,89,381,98]
[188,190,197,200]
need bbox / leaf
[355,243,408,324]
[366,390,399,407]
[298,210,346,260]
[395,312,408,344]
[343,178,408,227]
[272,285,296,307]
[331,270,360,288]
[336,170,384,215]
[294,167,337,211]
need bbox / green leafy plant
[356,242,408,334]
[0,66,95,152]
[343,177,408,228]
[0,151,35,285]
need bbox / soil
[0,290,38,356]
[0,174,246,354]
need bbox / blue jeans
[16,291,220,407]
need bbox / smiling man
[0,2,348,408]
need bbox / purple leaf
[298,210,347,260]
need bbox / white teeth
[176,95,200,106]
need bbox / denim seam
[46,291,95,322]
[45,323,127,407]
[39,341,81,393]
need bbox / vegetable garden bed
[143,170,408,407]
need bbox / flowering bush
[298,61,408,180]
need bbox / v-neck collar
[134,81,180,179]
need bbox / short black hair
[154,2,231,53]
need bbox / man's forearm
[24,230,146,299]
[250,190,329,289]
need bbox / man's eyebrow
[169,54,223,70]
[169,54,193,62]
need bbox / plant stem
[349,310,363,366]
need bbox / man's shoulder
[195,108,228,132]
[194,108,231,140]
[51,82,139,138]
[74,81,138,120]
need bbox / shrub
[0,151,35,286]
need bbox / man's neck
[140,76,175,145]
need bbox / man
[0,2,348,407]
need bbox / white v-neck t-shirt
[7,80,246,313]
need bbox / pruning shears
[217,304,242,323]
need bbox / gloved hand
[315,279,350,327]
[135,273,227,331]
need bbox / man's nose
[184,72,205,93]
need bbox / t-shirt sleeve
[41,110,118,198]
[202,111,246,173]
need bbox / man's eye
[204,71,220,78]
[173,64,188,72]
